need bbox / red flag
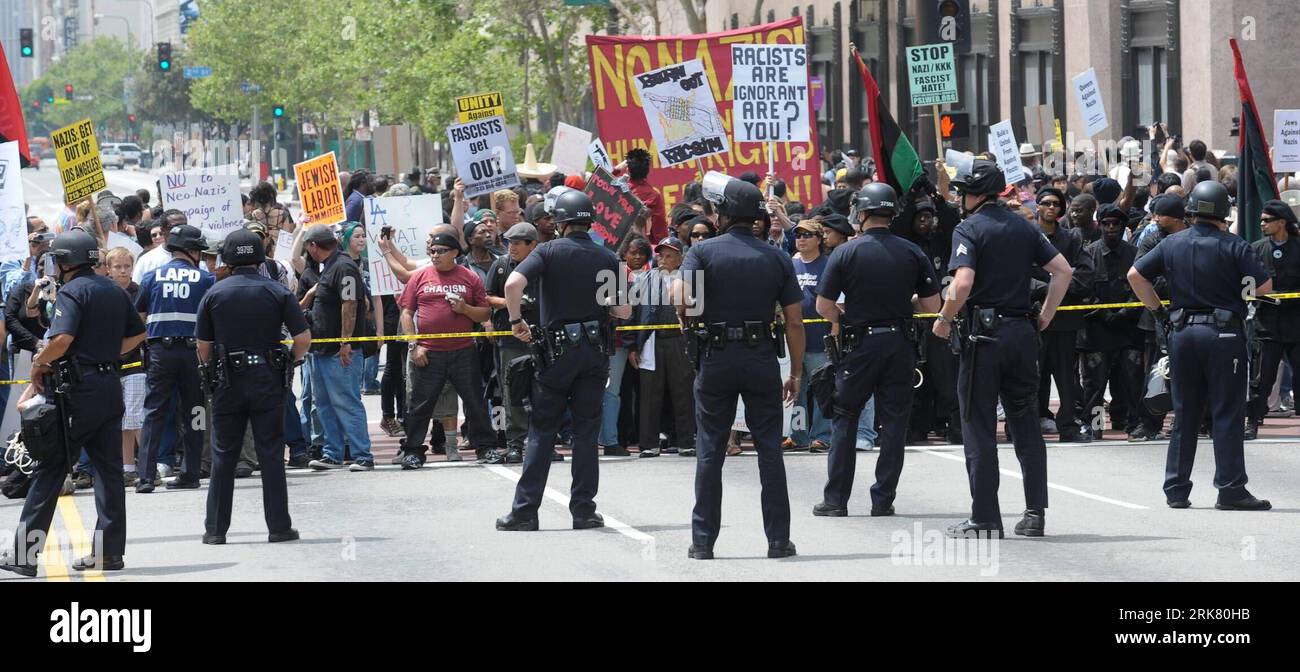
[1230,38,1277,243]
[0,42,33,167]
[852,48,923,196]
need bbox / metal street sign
[240,82,262,94]
[184,66,213,79]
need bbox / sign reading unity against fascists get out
[905,43,959,107]
[294,153,346,226]
[586,18,822,207]
[584,167,644,253]
[364,194,444,296]
[730,45,810,143]
[1072,68,1109,138]
[447,116,519,199]
[52,118,107,204]
[632,59,730,167]
[160,167,243,243]
[456,92,505,124]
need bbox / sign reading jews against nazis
[584,167,643,253]
[631,58,730,167]
[293,152,346,226]
[729,44,810,143]
[52,118,107,204]
[1273,110,1300,173]
[905,43,959,107]
[456,91,506,124]
[447,115,520,199]
[586,18,823,208]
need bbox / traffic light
[19,29,33,58]
[31,100,40,110]
[64,83,73,99]
[939,112,969,140]
[272,104,285,118]
[157,42,172,71]
[128,114,137,124]
[45,94,54,104]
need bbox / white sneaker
[996,403,1006,421]
[157,464,173,480]
[445,446,463,462]
[855,439,874,452]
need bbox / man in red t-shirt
[397,233,498,468]
[625,148,667,243]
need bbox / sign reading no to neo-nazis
[905,43,959,107]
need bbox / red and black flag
[0,42,32,167]
[1230,38,1277,243]
[852,47,924,197]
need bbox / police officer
[1245,200,1300,440]
[1,231,146,577]
[1129,181,1273,510]
[676,173,805,560]
[495,190,629,532]
[195,229,311,544]
[813,183,941,517]
[933,160,1074,538]
[135,224,215,493]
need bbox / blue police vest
[138,258,215,338]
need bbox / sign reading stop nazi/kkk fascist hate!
[632,59,730,167]
[584,167,643,253]
[447,116,520,199]
[160,166,244,243]
[456,91,506,124]
[294,152,346,226]
[1072,68,1109,138]
[52,118,107,204]
[905,43,959,107]
[730,45,810,143]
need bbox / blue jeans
[856,397,877,446]
[299,355,324,448]
[599,347,629,447]
[284,383,308,459]
[791,351,831,446]
[363,354,380,392]
[309,353,373,462]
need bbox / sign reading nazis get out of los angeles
[52,118,107,204]
[447,116,519,199]
[456,92,506,124]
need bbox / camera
[381,226,394,240]
[32,232,55,243]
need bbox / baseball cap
[245,220,268,237]
[654,236,681,253]
[794,220,824,237]
[1151,194,1186,219]
[302,225,338,246]
[504,222,539,243]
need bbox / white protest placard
[363,194,444,296]
[159,166,243,243]
[989,120,1028,185]
[730,45,810,143]
[633,59,730,167]
[588,138,613,173]
[905,43,959,107]
[106,231,142,260]
[552,123,593,176]
[446,116,519,199]
[1273,110,1300,173]
[1072,68,1109,138]
[0,142,27,263]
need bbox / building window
[1123,0,1180,136]
[1010,0,1065,144]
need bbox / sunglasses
[430,247,454,256]
[1262,216,1284,224]
[1039,201,1063,209]
[794,231,820,240]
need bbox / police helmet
[950,159,1006,197]
[544,186,577,215]
[855,183,900,217]
[49,230,100,269]
[701,172,764,220]
[552,190,594,226]
[165,224,209,253]
[221,229,267,267]
[1186,180,1231,220]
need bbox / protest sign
[552,122,593,176]
[1024,103,1055,147]
[274,229,295,262]
[363,194,444,296]
[989,120,1028,185]
[588,137,613,173]
[0,142,26,262]
[1273,110,1300,173]
[587,18,822,208]
[584,167,643,252]
[631,58,730,168]
[447,116,519,199]
[373,124,415,177]
[293,152,346,226]
[1072,68,1109,138]
[159,166,243,243]
[51,118,107,204]
[905,43,959,107]
[730,44,810,143]
[456,92,506,124]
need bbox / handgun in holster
[908,320,927,366]
[689,321,712,371]
[824,333,841,366]
[268,347,293,389]
[772,321,787,359]
[527,324,550,372]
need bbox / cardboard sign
[373,124,415,177]
[1072,68,1109,138]
[1274,110,1300,173]
[1024,103,1055,147]
[730,44,810,143]
[588,138,613,173]
[363,194,444,296]
[456,91,506,124]
[552,122,593,176]
[905,43,959,107]
[632,59,730,167]
[447,116,519,199]
[159,166,244,243]
[989,120,1028,185]
[51,118,107,204]
[0,142,27,262]
[584,167,643,252]
[293,153,346,226]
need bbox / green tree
[129,48,209,125]
[21,38,141,139]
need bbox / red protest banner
[585,18,822,212]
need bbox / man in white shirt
[132,211,188,284]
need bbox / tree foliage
[20,38,140,137]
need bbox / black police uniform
[1247,233,1300,430]
[817,228,938,514]
[682,218,802,551]
[950,205,1060,529]
[1134,223,1270,506]
[504,230,619,524]
[9,263,145,570]
[1078,236,1145,437]
[195,254,309,541]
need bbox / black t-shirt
[120,283,146,375]
[949,205,1060,313]
[197,268,309,351]
[818,228,939,327]
[4,276,45,353]
[47,269,145,366]
[310,250,367,355]
[514,231,620,329]
[1135,223,1268,320]
[486,254,539,347]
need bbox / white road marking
[484,464,654,543]
[919,448,1148,510]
